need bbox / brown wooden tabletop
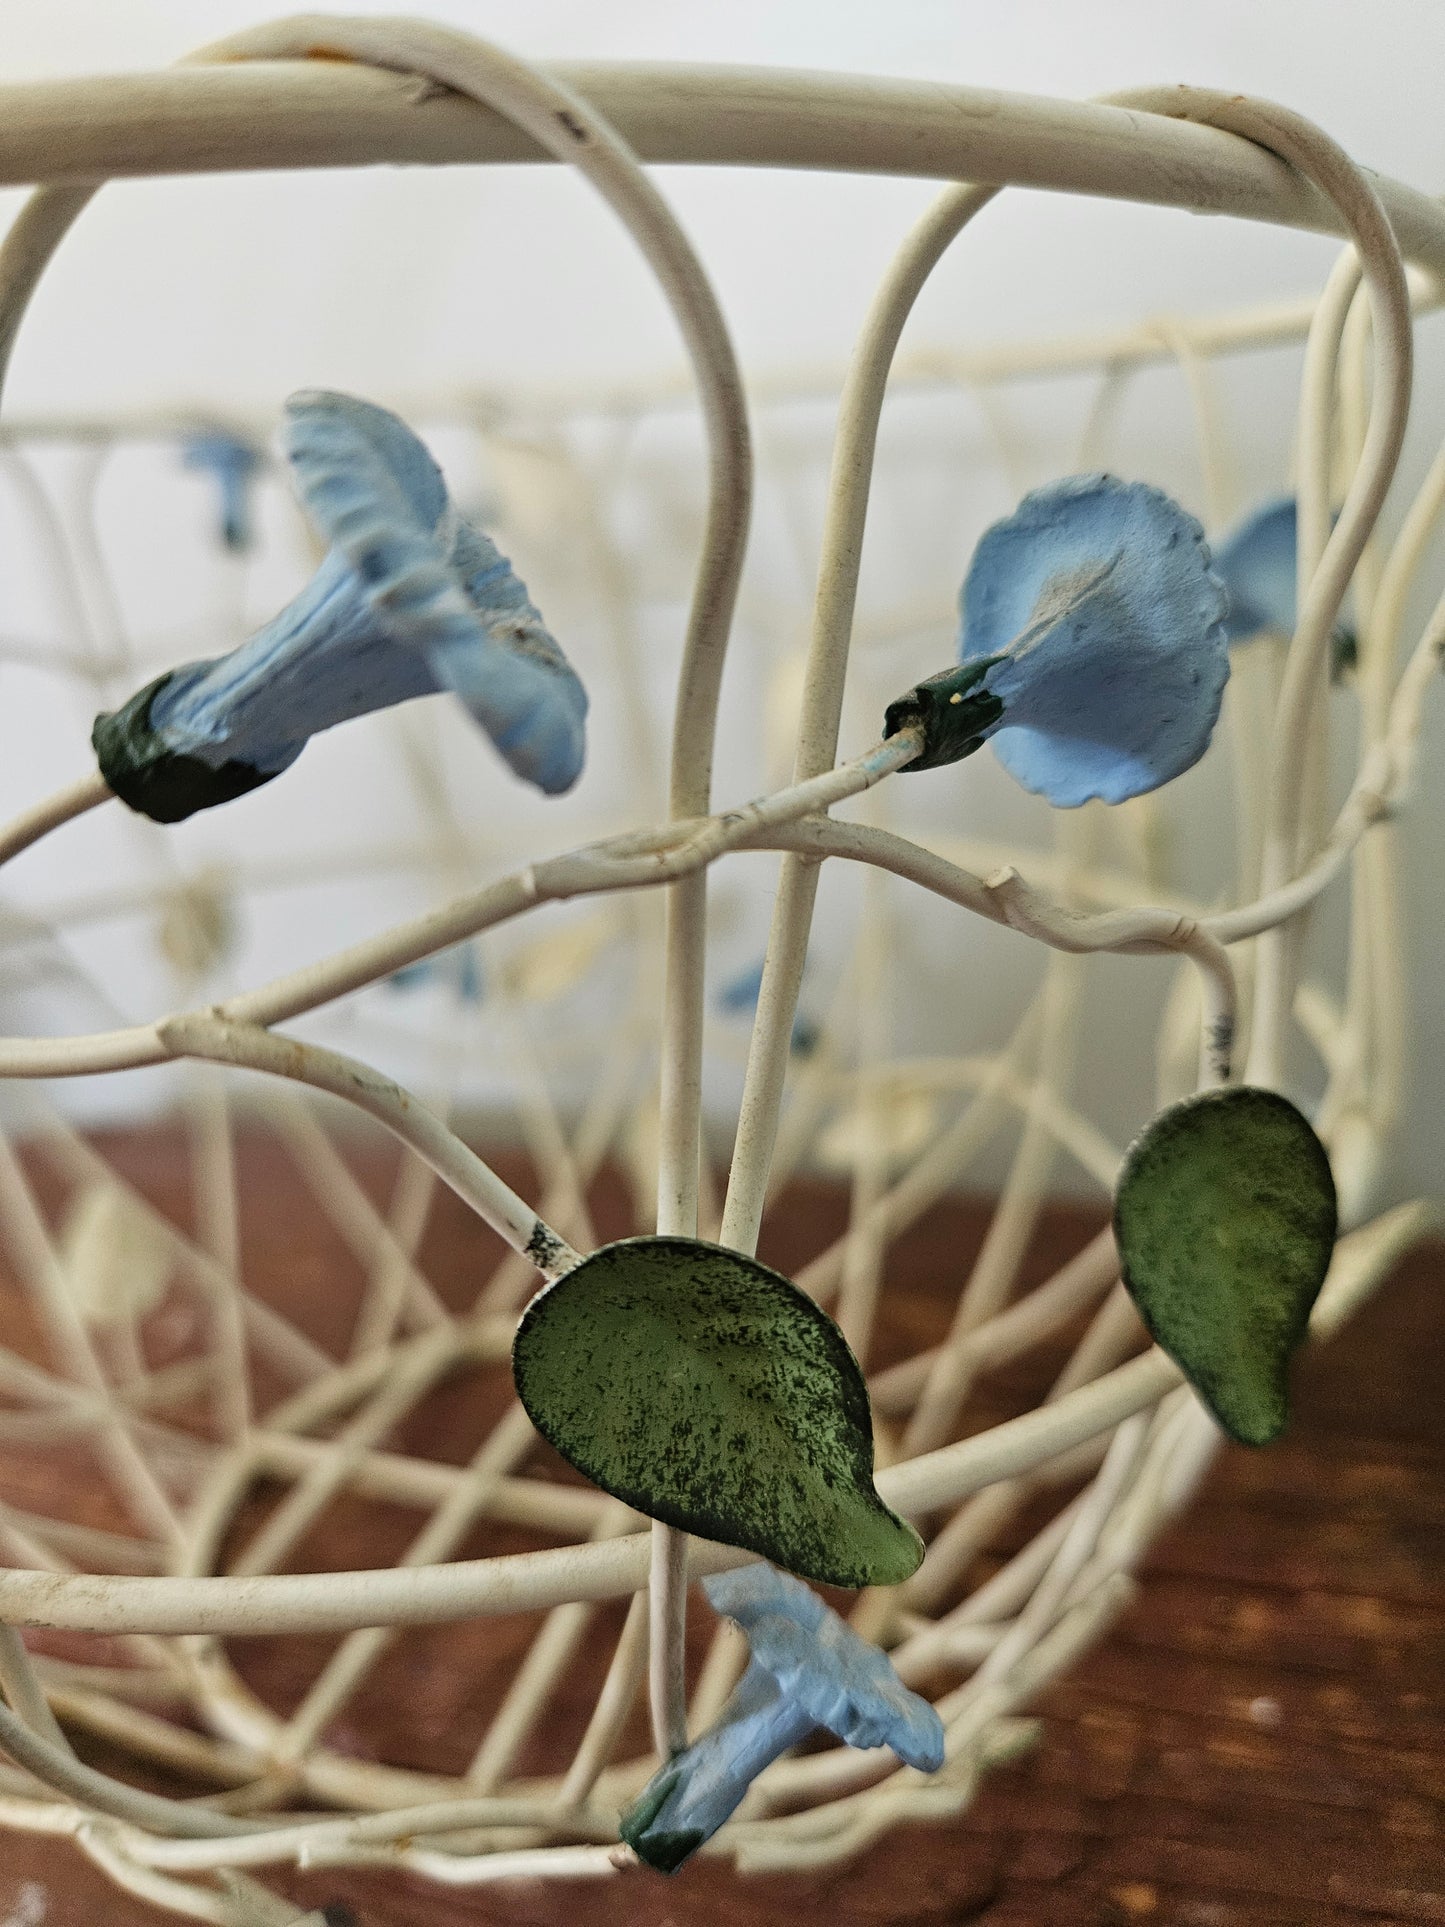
[0,1135,1440,1926]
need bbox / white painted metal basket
[0,17,1441,1920]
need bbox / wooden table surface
[0,1135,1440,1926]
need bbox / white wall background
[1,0,1443,1206]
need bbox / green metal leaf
[1114,1087,1337,1446]
[512,1235,923,1588]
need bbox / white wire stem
[720,86,1410,1264]
[75,1831,234,1927]
[0,730,918,1076]
[0,17,752,1774]
[0,1621,70,1754]
[719,182,998,1265]
[0,767,112,870]
[199,13,751,1763]
[32,1110,333,1386]
[0,47,1439,1905]
[557,1589,650,1807]
[268,1091,453,1334]
[0,1204,1422,1891]
[0,1696,265,1840]
[769,818,1239,1084]
[7,62,1445,271]
[1152,316,1236,529]
[154,1012,581,1280]
[267,1405,540,1766]
[903,956,1085,1461]
[0,1132,184,1545]
[185,1074,253,1441]
[1128,102,1412,1088]
[115,1795,617,1874]
[0,1343,1184,1637]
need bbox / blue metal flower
[95,391,587,822]
[620,1564,944,1873]
[181,428,265,553]
[884,474,1230,807]
[1211,494,1356,672]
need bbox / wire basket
[0,17,1441,1921]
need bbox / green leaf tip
[1114,1086,1337,1446]
[511,1235,923,1588]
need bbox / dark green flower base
[93,674,278,824]
[618,1763,701,1874]
[883,657,1005,772]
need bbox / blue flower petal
[959,474,1230,807]
[285,393,588,796]
[704,1565,944,1770]
[1210,494,1299,643]
[147,546,435,777]
[181,429,264,553]
[95,392,587,820]
[620,1565,943,1873]
[426,522,588,797]
[285,389,448,534]
[1211,495,1356,678]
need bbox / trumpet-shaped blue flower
[884,474,1230,807]
[181,428,265,554]
[1211,494,1356,672]
[95,391,587,823]
[620,1564,944,1873]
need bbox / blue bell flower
[1211,494,1356,674]
[181,428,265,553]
[620,1564,944,1873]
[884,474,1230,807]
[95,391,587,823]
